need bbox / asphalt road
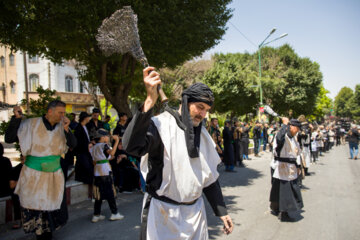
[2,144,359,240]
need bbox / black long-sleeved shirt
[123,108,227,216]
[5,116,77,149]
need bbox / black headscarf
[179,83,214,158]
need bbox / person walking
[253,121,262,157]
[123,67,233,239]
[90,129,124,222]
[241,123,252,160]
[269,118,304,222]
[348,126,359,160]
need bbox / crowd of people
[0,96,359,238]
[0,104,144,239]
[206,116,359,172]
[65,108,143,195]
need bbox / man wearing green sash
[5,100,77,240]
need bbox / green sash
[96,159,109,164]
[25,155,61,172]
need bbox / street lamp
[258,28,288,106]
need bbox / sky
[205,0,360,99]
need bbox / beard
[191,115,203,127]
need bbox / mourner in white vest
[269,117,304,222]
[5,101,77,240]
[123,67,233,240]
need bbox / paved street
[1,144,359,240]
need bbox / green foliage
[345,84,360,120]
[0,86,59,153]
[100,98,117,130]
[0,121,10,136]
[0,0,233,114]
[22,86,61,117]
[307,86,333,121]
[202,44,323,117]
[334,87,354,118]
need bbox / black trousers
[234,140,243,164]
[94,198,117,215]
[241,139,249,156]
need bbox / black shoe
[278,212,296,222]
[270,210,279,216]
[247,158,252,160]
[225,169,237,173]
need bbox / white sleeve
[17,119,33,156]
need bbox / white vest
[141,111,220,203]
[271,132,301,181]
[16,117,67,210]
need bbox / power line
[229,21,257,48]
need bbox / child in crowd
[90,129,124,223]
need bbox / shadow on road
[217,164,264,188]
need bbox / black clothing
[11,163,23,181]
[74,124,93,184]
[348,129,360,144]
[69,121,78,131]
[270,169,303,212]
[223,126,235,166]
[11,163,23,220]
[112,149,139,192]
[5,116,77,149]
[86,119,104,139]
[233,127,243,165]
[263,127,269,139]
[113,123,127,137]
[0,155,12,197]
[181,83,214,158]
[253,126,262,139]
[93,175,117,215]
[241,126,251,156]
[123,108,228,217]
[270,125,303,213]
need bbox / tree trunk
[97,61,133,116]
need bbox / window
[79,81,84,93]
[28,55,39,63]
[0,56,4,67]
[10,81,15,94]
[29,74,39,91]
[9,54,14,66]
[65,76,73,92]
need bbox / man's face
[289,125,300,137]
[120,115,128,124]
[211,119,218,127]
[188,102,211,127]
[92,113,100,121]
[48,106,66,123]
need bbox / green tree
[334,87,354,118]
[307,86,333,121]
[202,44,323,117]
[0,0,232,115]
[349,84,360,120]
[202,53,258,115]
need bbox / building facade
[0,45,103,116]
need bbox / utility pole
[23,52,30,112]
[48,62,51,89]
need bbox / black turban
[180,83,214,158]
[290,119,301,128]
